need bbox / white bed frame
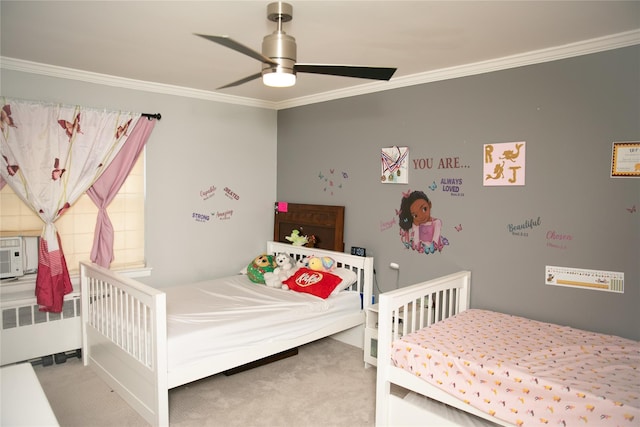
[80,241,374,427]
[375,271,514,427]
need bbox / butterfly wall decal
[627,205,636,213]
[318,168,348,195]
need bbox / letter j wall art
[483,141,526,186]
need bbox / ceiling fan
[195,2,397,89]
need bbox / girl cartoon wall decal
[398,190,448,254]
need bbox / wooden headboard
[273,203,345,252]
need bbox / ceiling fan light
[262,70,296,87]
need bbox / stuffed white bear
[263,271,281,288]
[264,253,297,288]
[274,253,296,277]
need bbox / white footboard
[375,271,475,427]
[80,262,168,427]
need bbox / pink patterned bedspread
[391,309,640,427]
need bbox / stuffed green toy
[285,229,308,246]
[247,254,278,284]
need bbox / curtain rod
[141,113,162,120]
[3,97,163,120]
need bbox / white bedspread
[165,275,360,370]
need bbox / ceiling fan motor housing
[262,32,297,75]
[262,2,296,76]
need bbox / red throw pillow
[283,268,343,299]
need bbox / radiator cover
[1,293,82,366]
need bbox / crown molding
[2,29,638,111]
[0,57,278,110]
[275,29,640,110]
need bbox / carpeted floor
[33,338,377,427]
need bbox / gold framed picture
[611,141,640,178]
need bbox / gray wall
[1,69,277,287]
[276,46,640,340]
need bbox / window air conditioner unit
[0,237,24,279]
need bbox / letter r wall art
[483,141,526,186]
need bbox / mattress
[391,309,640,427]
[165,275,360,370]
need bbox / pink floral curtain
[0,97,142,312]
[88,118,156,267]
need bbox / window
[0,154,145,274]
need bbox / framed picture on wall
[611,141,640,178]
[381,146,409,184]
[483,141,526,186]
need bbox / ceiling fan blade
[195,34,278,66]
[294,64,396,81]
[217,72,263,89]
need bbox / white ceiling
[2,1,639,109]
